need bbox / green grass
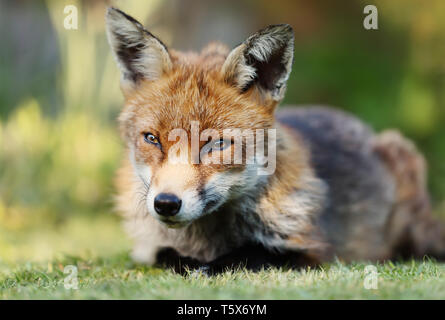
[1,0,445,301]
[1,215,445,299]
[1,254,445,299]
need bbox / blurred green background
[0,0,444,264]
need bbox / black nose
[154,193,182,217]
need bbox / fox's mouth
[156,201,223,228]
[158,217,189,228]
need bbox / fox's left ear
[222,24,294,104]
[105,7,172,94]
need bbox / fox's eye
[143,132,160,145]
[212,139,231,151]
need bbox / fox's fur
[106,8,445,272]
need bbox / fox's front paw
[156,247,204,275]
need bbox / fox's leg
[373,130,445,260]
[155,248,205,274]
[158,245,320,275]
[124,218,165,265]
[156,246,273,275]
[203,245,320,275]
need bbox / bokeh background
[1,0,444,264]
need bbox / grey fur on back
[276,106,396,260]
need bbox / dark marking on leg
[155,248,204,275]
[156,245,321,276]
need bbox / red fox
[106,8,445,273]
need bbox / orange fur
[117,43,278,193]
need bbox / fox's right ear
[222,24,294,106]
[106,7,172,93]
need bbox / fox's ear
[222,24,294,103]
[106,7,172,92]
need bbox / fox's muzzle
[154,193,182,217]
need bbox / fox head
[106,8,294,227]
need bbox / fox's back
[276,106,396,260]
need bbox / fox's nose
[154,193,182,217]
